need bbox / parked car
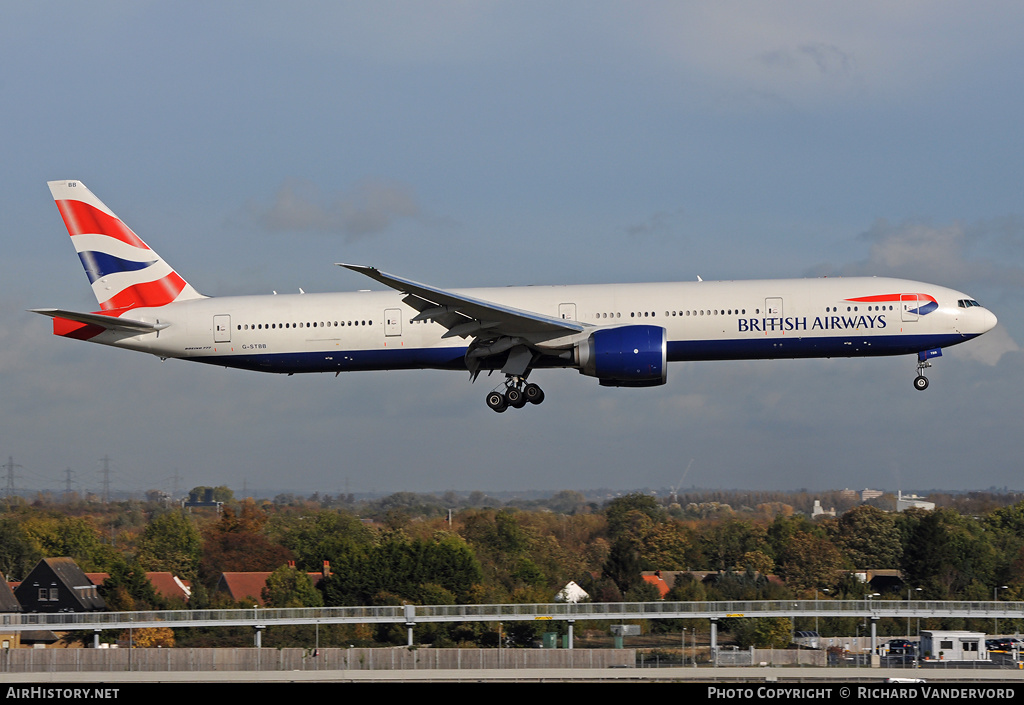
[986,638,1022,652]
[886,639,917,655]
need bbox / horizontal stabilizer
[29,308,168,334]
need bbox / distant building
[851,569,904,593]
[861,489,884,501]
[13,558,105,613]
[896,491,935,512]
[811,500,836,519]
[183,488,222,511]
[554,581,589,603]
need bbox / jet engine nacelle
[575,325,667,387]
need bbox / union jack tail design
[48,180,205,311]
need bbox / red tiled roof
[218,573,272,605]
[217,568,327,606]
[86,572,191,601]
[642,573,670,598]
[146,572,191,601]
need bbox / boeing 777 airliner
[32,181,998,412]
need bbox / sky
[2,2,1024,497]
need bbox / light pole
[907,587,921,637]
[866,592,880,658]
[815,588,829,637]
[995,585,1008,635]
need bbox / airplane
[32,180,998,413]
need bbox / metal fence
[3,600,1023,633]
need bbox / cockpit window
[958,299,982,308]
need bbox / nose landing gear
[913,349,940,391]
[486,376,545,412]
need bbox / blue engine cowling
[575,325,667,387]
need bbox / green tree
[605,493,665,539]
[832,505,902,569]
[262,564,324,608]
[21,515,112,571]
[731,617,792,648]
[0,515,38,580]
[699,520,769,571]
[602,537,642,594]
[321,531,482,606]
[271,509,375,571]
[777,532,843,592]
[901,508,997,599]
[99,556,162,611]
[137,511,202,582]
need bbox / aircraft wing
[29,308,168,334]
[337,264,587,341]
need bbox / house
[554,581,589,603]
[641,571,670,598]
[0,572,22,649]
[0,573,21,614]
[217,561,329,606]
[217,572,274,605]
[13,558,105,613]
[86,572,191,604]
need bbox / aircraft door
[213,315,231,343]
[559,303,577,321]
[384,308,402,337]
[764,297,783,334]
[901,294,919,322]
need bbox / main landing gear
[485,376,545,412]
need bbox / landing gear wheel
[913,375,929,391]
[486,391,508,412]
[505,385,524,407]
[524,383,544,405]
[505,386,526,408]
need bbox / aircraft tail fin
[48,180,206,311]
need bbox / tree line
[1,487,1022,647]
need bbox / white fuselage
[86,276,997,375]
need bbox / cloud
[956,325,1019,366]
[251,178,423,240]
[813,218,1024,293]
[624,209,686,239]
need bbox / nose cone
[981,308,998,333]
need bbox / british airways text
[738,315,887,333]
